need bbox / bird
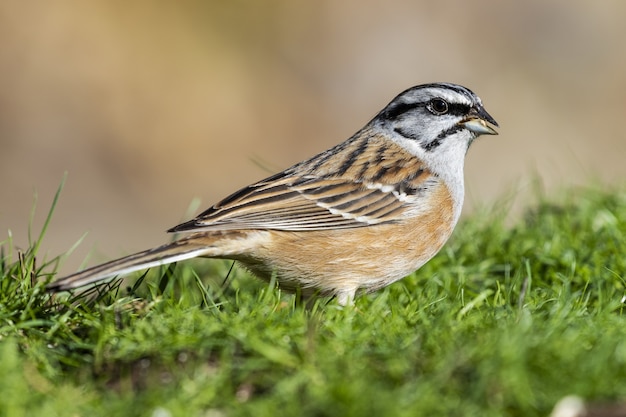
[47,82,498,305]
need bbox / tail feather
[48,240,211,292]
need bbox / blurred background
[1,1,625,274]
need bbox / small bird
[48,82,498,305]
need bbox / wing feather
[168,135,437,233]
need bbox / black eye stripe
[382,101,424,120]
[383,100,471,120]
[445,102,471,117]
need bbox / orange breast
[237,181,456,297]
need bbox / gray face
[378,83,498,152]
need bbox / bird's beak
[461,106,499,136]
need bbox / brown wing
[168,134,437,233]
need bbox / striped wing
[169,171,435,233]
[169,135,436,233]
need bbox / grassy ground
[1,184,626,417]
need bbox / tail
[47,238,213,292]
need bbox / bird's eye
[428,98,449,115]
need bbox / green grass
[2,183,626,416]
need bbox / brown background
[1,1,625,274]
